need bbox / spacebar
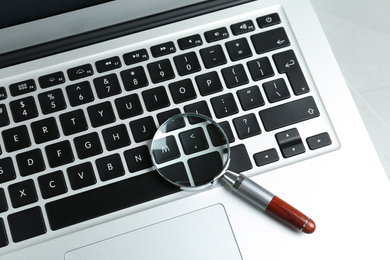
[46,171,180,231]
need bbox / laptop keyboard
[0,7,339,249]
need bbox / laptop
[1,0,389,259]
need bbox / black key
[307,132,332,150]
[114,94,143,119]
[179,127,209,155]
[0,157,16,184]
[9,79,36,96]
[251,27,290,54]
[228,144,252,173]
[93,74,122,99]
[273,50,310,95]
[218,121,235,144]
[151,41,176,57]
[87,101,116,127]
[247,57,274,81]
[169,79,197,104]
[221,64,249,88]
[142,86,170,112]
[211,93,239,118]
[16,149,46,176]
[0,87,7,100]
[225,38,253,61]
[10,96,39,122]
[38,71,66,89]
[8,206,46,243]
[38,88,67,114]
[178,34,203,50]
[0,189,8,213]
[204,27,229,42]
[45,171,179,230]
[31,117,60,144]
[233,113,261,139]
[200,45,227,69]
[74,132,103,159]
[257,13,281,28]
[263,78,290,103]
[259,96,319,131]
[67,162,96,190]
[38,171,67,199]
[230,20,255,35]
[147,59,175,83]
[184,101,212,122]
[195,71,223,96]
[124,145,153,173]
[66,81,95,107]
[123,49,149,65]
[121,66,149,91]
[0,218,8,247]
[129,116,157,142]
[8,179,38,208]
[188,152,223,186]
[254,148,279,166]
[102,124,131,151]
[2,125,31,152]
[237,85,265,111]
[67,64,94,81]
[45,140,74,168]
[95,56,121,73]
[151,136,180,164]
[173,52,201,76]
[157,108,185,131]
[59,109,88,136]
[276,128,305,158]
[0,104,10,127]
[96,153,125,181]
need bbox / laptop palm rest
[65,204,242,260]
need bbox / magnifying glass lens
[151,113,230,189]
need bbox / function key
[39,72,66,88]
[257,13,281,28]
[67,64,94,81]
[95,56,121,73]
[178,34,203,50]
[231,20,255,35]
[9,79,36,97]
[0,87,7,100]
[204,27,229,43]
[123,49,149,65]
[151,42,176,58]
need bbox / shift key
[259,96,319,131]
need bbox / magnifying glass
[150,113,315,234]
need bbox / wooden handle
[265,196,316,234]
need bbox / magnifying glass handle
[223,171,316,234]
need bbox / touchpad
[65,204,242,260]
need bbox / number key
[66,81,94,106]
[10,96,38,122]
[147,59,175,83]
[38,88,67,114]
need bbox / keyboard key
[67,162,96,190]
[38,171,67,199]
[0,86,7,100]
[195,71,223,96]
[179,127,209,155]
[129,116,157,142]
[45,140,74,168]
[188,152,223,186]
[169,79,197,104]
[67,64,94,81]
[142,86,170,112]
[263,78,290,103]
[123,49,149,65]
[74,132,103,159]
[0,104,10,127]
[178,34,203,50]
[8,179,38,208]
[59,109,88,136]
[228,144,252,173]
[2,125,31,152]
[230,20,255,35]
[211,93,239,118]
[221,64,249,88]
[93,73,122,99]
[120,66,149,91]
[16,149,45,176]
[218,121,235,144]
[276,128,305,158]
[254,148,279,166]
[237,85,265,110]
[204,27,229,42]
[9,79,36,96]
[259,96,319,131]
[114,94,143,119]
[247,57,274,81]
[184,101,212,122]
[38,71,66,89]
[10,96,39,122]
[38,88,67,114]
[233,113,261,139]
[147,59,175,83]
[45,171,179,230]
[173,52,201,76]
[273,50,310,95]
[66,81,95,107]
[102,124,131,151]
[95,56,121,73]
[151,136,180,164]
[31,117,60,144]
[8,207,46,242]
[151,41,176,57]
[257,13,281,28]
[96,153,125,181]
[157,108,185,130]
[306,132,332,150]
[0,218,8,247]
[0,189,8,213]
[0,157,16,184]
[200,45,227,68]
[124,145,153,173]
[251,27,290,54]
[225,38,253,61]
[87,101,116,127]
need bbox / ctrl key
[8,207,46,243]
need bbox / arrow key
[254,148,279,167]
[306,132,332,150]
